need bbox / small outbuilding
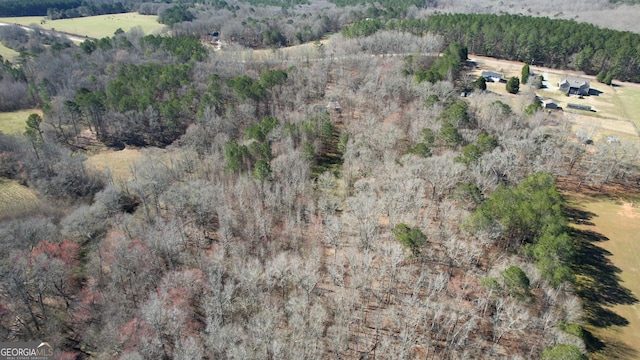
[540,99,558,109]
[482,71,503,83]
[559,78,590,96]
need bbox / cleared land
[0,42,18,61]
[470,56,640,142]
[0,12,165,39]
[85,147,145,181]
[218,39,328,62]
[567,194,640,360]
[0,177,40,218]
[0,109,40,134]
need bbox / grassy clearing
[0,12,165,39]
[219,40,325,62]
[567,194,640,359]
[0,42,19,61]
[85,147,144,181]
[0,177,40,218]
[0,109,40,134]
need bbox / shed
[540,99,558,109]
[559,78,590,96]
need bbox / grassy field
[85,147,145,181]
[0,109,40,134]
[0,12,165,39]
[567,194,640,359]
[218,39,327,62]
[0,177,40,218]
[0,42,19,61]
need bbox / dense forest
[341,13,640,83]
[0,0,132,18]
[0,1,639,359]
[0,0,82,17]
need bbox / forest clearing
[0,177,40,219]
[0,109,41,134]
[0,41,17,60]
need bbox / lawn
[567,194,640,359]
[0,12,165,39]
[0,109,40,134]
[0,177,40,218]
[0,42,19,61]
[611,84,640,133]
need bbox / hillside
[0,2,638,359]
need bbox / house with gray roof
[559,78,590,96]
[482,71,503,82]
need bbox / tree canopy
[465,173,574,286]
[389,13,640,83]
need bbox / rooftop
[560,77,590,87]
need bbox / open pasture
[0,12,165,39]
[567,194,640,360]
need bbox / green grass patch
[0,177,40,218]
[0,109,40,134]
[0,12,165,39]
[0,42,19,61]
[567,195,640,359]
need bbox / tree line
[46,2,129,20]
[0,0,81,17]
[0,0,131,19]
[389,13,640,83]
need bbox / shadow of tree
[563,206,597,226]
[570,229,638,326]
[584,328,639,360]
[565,205,639,359]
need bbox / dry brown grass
[0,177,40,218]
[85,147,144,181]
[568,196,640,360]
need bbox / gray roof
[482,71,503,79]
[560,78,589,87]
